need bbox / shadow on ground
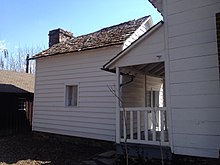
[0,131,113,165]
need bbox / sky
[0,0,162,55]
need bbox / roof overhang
[148,0,163,15]
[29,43,122,60]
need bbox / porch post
[115,67,120,143]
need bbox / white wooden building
[103,0,220,159]
[31,16,153,142]
[32,0,220,160]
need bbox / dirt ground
[0,131,113,165]
[0,131,219,165]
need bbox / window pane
[68,86,73,106]
[66,85,78,107]
[18,98,26,111]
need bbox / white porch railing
[119,107,169,146]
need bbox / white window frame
[64,82,79,107]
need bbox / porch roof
[102,21,164,72]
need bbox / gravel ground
[0,131,113,165]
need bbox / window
[216,13,220,78]
[146,90,160,107]
[66,85,78,107]
[18,98,26,111]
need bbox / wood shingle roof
[32,16,150,59]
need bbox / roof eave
[148,0,163,16]
[29,43,123,60]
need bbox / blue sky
[0,0,162,53]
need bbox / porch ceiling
[123,62,165,78]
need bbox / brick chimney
[48,28,73,47]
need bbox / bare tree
[0,45,43,73]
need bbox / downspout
[120,74,135,87]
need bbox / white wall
[33,46,121,142]
[165,0,220,158]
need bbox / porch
[114,62,171,159]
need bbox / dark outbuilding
[0,70,34,132]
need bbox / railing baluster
[123,112,126,140]
[130,111,133,140]
[144,111,148,141]
[160,109,165,143]
[152,108,156,142]
[137,111,141,140]
[119,107,168,145]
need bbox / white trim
[64,82,80,108]
[32,60,38,128]
[115,67,120,143]
[122,16,153,50]
[163,0,174,152]
[120,138,169,146]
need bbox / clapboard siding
[216,13,220,78]
[168,17,215,38]
[167,2,220,27]
[33,126,114,141]
[34,106,116,113]
[170,81,220,95]
[36,76,115,85]
[170,67,219,83]
[170,54,218,72]
[35,119,115,130]
[33,123,114,137]
[167,0,219,16]
[169,42,217,61]
[33,46,120,142]
[173,134,220,149]
[34,114,115,124]
[173,146,218,158]
[173,120,220,135]
[121,74,145,107]
[169,29,216,49]
[172,108,220,122]
[171,94,220,108]
[166,0,220,158]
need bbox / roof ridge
[70,15,150,40]
[32,15,150,59]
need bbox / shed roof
[32,16,150,59]
[0,70,35,93]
